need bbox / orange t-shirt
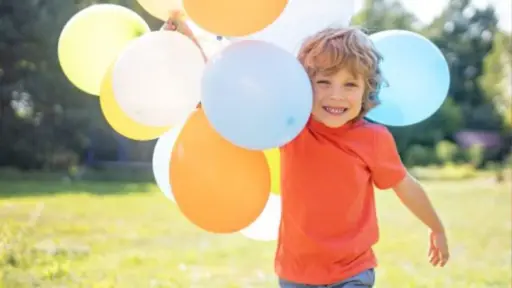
[275,117,407,285]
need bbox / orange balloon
[170,109,270,233]
[183,0,288,37]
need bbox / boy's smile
[323,106,348,116]
[311,68,365,128]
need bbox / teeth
[324,107,346,114]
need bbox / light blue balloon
[366,30,450,126]
[201,40,313,150]
[151,120,186,202]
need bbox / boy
[275,28,449,288]
[166,14,449,288]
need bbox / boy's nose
[329,90,346,100]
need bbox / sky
[353,0,511,32]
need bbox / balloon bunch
[57,0,450,241]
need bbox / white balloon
[233,0,356,55]
[151,118,187,202]
[240,194,282,241]
[113,31,205,127]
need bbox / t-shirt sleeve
[370,126,407,190]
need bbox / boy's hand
[161,10,207,62]
[428,230,449,267]
[162,10,194,38]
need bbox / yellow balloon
[100,65,170,141]
[137,0,183,21]
[58,4,150,96]
[264,148,281,195]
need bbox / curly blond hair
[297,27,384,120]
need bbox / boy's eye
[316,80,331,85]
[345,82,358,87]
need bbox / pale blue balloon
[151,120,186,201]
[201,40,313,150]
[366,30,450,126]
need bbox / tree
[428,0,502,130]
[352,0,420,32]
[0,0,48,168]
[479,31,512,127]
[0,0,163,169]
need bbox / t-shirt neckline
[307,116,361,136]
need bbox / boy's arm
[162,10,207,62]
[393,173,444,232]
[162,10,205,108]
[370,126,449,267]
[392,173,450,267]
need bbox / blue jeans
[279,269,375,288]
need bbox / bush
[410,164,477,180]
[405,145,437,167]
[506,153,512,168]
[465,144,485,168]
[435,140,459,164]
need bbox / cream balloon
[232,0,356,55]
[137,0,183,21]
[240,194,281,241]
[112,31,205,127]
[58,4,150,96]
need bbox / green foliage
[0,0,162,170]
[410,164,478,180]
[506,153,512,168]
[435,140,459,163]
[0,0,510,170]
[351,0,420,32]
[405,145,437,167]
[429,1,502,128]
[466,144,485,168]
[479,31,512,127]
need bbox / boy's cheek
[348,95,363,107]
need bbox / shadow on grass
[0,164,159,198]
[0,180,156,198]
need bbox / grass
[0,178,510,288]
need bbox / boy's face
[311,68,365,128]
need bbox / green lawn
[0,179,510,288]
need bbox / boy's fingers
[439,258,447,267]
[440,251,450,267]
[431,256,440,266]
[429,248,440,266]
[428,245,434,258]
[434,250,446,267]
